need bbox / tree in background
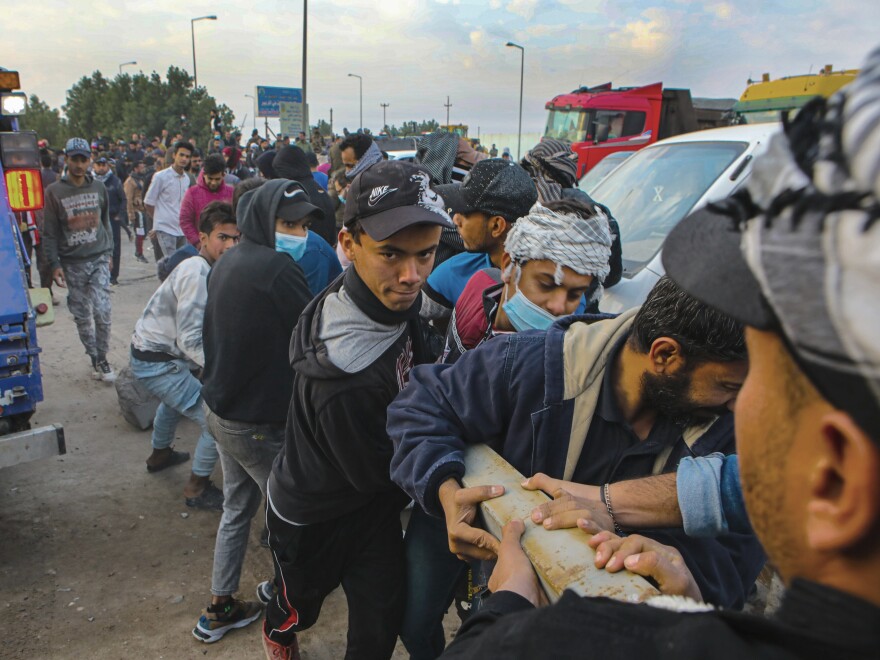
[20,96,68,148]
[21,67,234,148]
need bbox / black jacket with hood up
[272,146,337,246]
[201,179,312,424]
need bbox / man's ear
[647,337,685,374]
[488,215,508,239]
[500,252,513,282]
[806,410,880,552]
[339,229,357,264]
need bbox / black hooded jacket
[201,179,312,424]
[272,146,337,246]
[267,269,432,524]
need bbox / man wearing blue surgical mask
[274,188,342,296]
[196,179,315,644]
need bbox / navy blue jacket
[389,314,765,609]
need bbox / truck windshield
[545,108,647,143]
[590,141,747,276]
[545,109,589,142]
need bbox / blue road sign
[256,86,303,118]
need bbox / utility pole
[347,74,363,131]
[506,42,525,160]
[302,0,308,132]
[444,96,452,128]
[330,108,333,137]
[380,103,390,130]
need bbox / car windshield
[578,152,632,194]
[591,141,747,276]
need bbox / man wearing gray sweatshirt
[43,137,115,381]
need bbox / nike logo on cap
[368,185,399,206]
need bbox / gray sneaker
[192,598,263,643]
[185,482,224,511]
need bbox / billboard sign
[256,86,302,118]
[279,102,306,136]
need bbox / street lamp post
[118,61,137,75]
[506,41,524,161]
[191,15,217,89]
[348,73,363,131]
[244,94,256,132]
[380,103,389,129]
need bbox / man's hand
[588,531,703,601]
[438,478,504,561]
[521,472,600,502]
[528,489,615,534]
[487,519,547,608]
[52,267,66,288]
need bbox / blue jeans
[401,506,468,660]
[129,356,218,477]
[205,407,284,596]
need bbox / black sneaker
[93,358,116,383]
[192,598,263,643]
[110,277,119,286]
[185,482,224,511]
[135,253,148,264]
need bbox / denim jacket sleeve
[677,453,751,537]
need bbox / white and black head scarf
[521,139,579,203]
[504,203,613,300]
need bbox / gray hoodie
[42,172,111,271]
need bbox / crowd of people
[22,45,880,660]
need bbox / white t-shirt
[144,168,190,236]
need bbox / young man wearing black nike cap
[261,160,453,659]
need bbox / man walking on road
[92,154,127,285]
[261,161,453,659]
[144,140,193,257]
[42,137,115,381]
[124,160,149,263]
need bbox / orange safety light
[5,168,44,211]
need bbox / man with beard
[389,275,765,613]
[436,46,880,660]
[179,154,234,248]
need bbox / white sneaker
[95,359,116,383]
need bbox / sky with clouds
[6,0,878,137]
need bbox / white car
[587,123,780,313]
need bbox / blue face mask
[501,265,563,332]
[275,232,308,261]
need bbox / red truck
[544,82,734,178]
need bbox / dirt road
[0,251,452,658]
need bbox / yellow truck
[734,64,858,123]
